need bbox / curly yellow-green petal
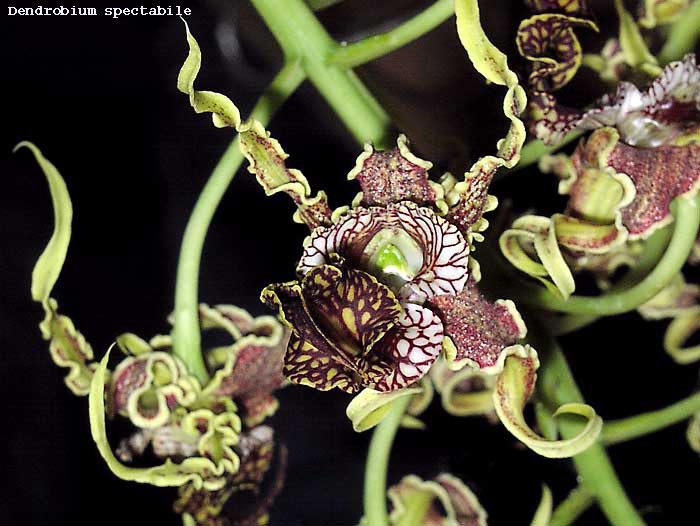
[177,19,241,129]
[494,354,602,458]
[430,357,495,416]
[347,386,422,432]
[447,0,527,234]
[500,216,576,299]
[17,142,71,313]
[530,485,553,526]
[664,311,700,364]
[17,142,96,395]
[89,348,226,490]
[614,0,662,76]
[116,332,153,356]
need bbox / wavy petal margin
[17,141,96,395]
[447,0,527,236]
[177,21,331,230]
[89,348,229,491]
[387,473,487,526]
[430,356,496,416]
[346,386,422,432]
[493,352,603,458]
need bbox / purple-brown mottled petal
[261,281,362,393]
[607,139,700,238]
[429,278,527,372]
[517,14,597,92]
[347,135,438,208]
[365,303,444,391]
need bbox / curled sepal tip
[89,347,227,490]
[493,352,602,458]
[17,141,95,395]
[387,473,487,526]
[530,485,553,526]
[346,386,422,432]
[664,311,700,364]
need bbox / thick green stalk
[511,196,700,315]
[329,0,454,68]
[657,0,700,64]
[550,486,595,526]
[172,61,305,384]
[250,0,393,147]
[538,338,645,526]
[364,396,412,526]
[603,392,700,445]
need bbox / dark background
[1,1,698,525]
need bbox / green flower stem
[172,61,306,384]
[657,0,700,65]
[550,485,595,526]
[602,392,700,446]
[328,0,454,68]
[250,0,393,147]
[538,336,645,526]
[511,195,700,315]
[552,224,673,334]
[364,396,412,526]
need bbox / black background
[1,1,699,525]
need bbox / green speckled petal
[17,141,95,395]
[177,22,331,230]
[447,0,527,237]
[493,351,603,458]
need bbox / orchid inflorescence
[16,0,700,525]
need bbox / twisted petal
[687,412,700,452]
[531,54,700,145]
[348,134,443,209]
[90,349,237,491]
[298,202,470,302]
[429,278,528,373]
[110,349,199,428]
[177,21,331,230]
[201,305,288,427]
[345,386,422,432]
[430,356,496,416]
[530,486,553,526]
[447,0,527,236]
[639,274,700,319]
[174,427,283,526]
[387,474,487,526]
[517,14,597,92]
[493,352,603,458]
[664,310,700,364]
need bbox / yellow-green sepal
[614,0,662,76]
[530,485,553,526]
[664,311,700,364]
[346,386,422,432]
[17,141,96,395]
[493,351,603,458]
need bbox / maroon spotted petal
[429,279,526,371]
[348,135,437,208]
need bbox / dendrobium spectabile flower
[501,0,700,299]
[173,14,603,458]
